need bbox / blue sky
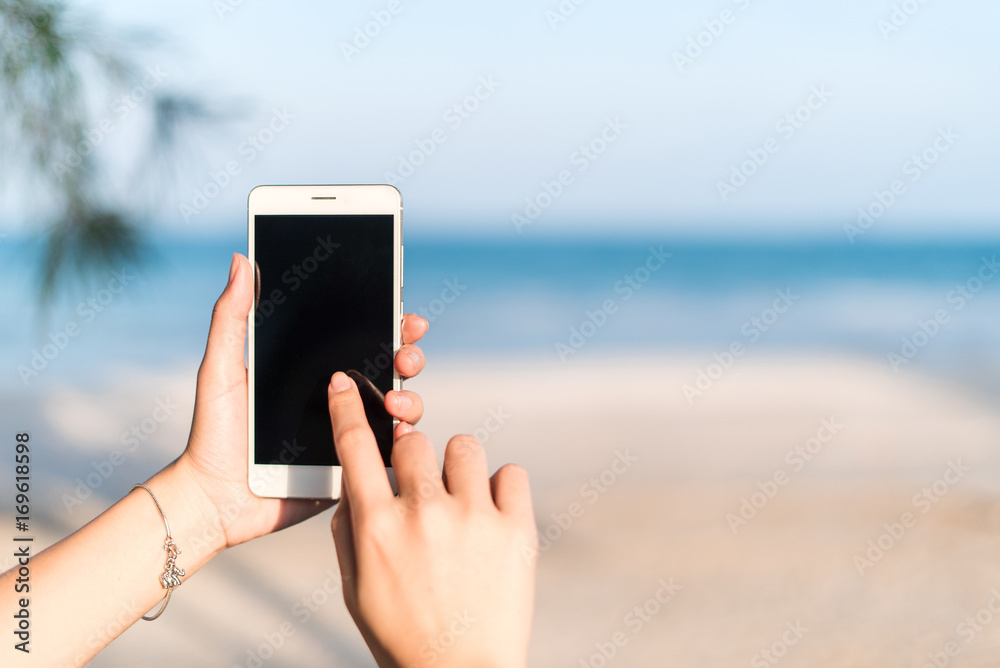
[10,0,1000,238]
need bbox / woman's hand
[176,253,429,549]
[0,252,431,667]
[328,371,538,668]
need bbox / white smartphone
[247,185,402,499]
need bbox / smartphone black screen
[253,214,395,466]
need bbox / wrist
[146,457,228,567]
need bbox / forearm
[1,457,224,667]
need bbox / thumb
[199,253,252,389]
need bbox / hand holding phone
[174,246,426,550]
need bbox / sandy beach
[5,353,1000,667]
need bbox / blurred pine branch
[0,0,227,304]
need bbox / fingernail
[228,253,239,285]
[406,350,421,367]
[331,372,351,393]
[397,423,413,436]
[395,393,412,411]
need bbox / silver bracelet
[131,483,185,621]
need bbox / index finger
[328,371,394,508]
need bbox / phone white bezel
[247,184,402,500]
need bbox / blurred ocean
[2,234,1000,395]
